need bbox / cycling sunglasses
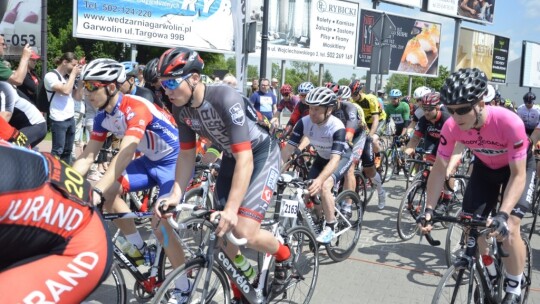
[160,74,192,90]
[422,106,436,111]
[446,105,474,115]
[84,81,109,92]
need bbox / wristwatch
[92,187,105,207]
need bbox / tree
[323,70,333,83]
[337,78,351,86]
[385,66,450,96]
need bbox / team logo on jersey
[126,111,135,121]
[229,103,245,126]
[190,119,202,130]
[261,167,279,204]
[184,118,192,127]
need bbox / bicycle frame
[185,165,217,208]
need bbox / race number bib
[279,199,298,218]
[391,114,404,124]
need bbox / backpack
[35,70,62,114]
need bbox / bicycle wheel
[380,150,392,183]
[153,257,231,304]
[397,180,425,241]
[83,261,127,304]
[521,234,532,304]
[354,170,367,206]
[269,226,319,304]
[445,221,465,268]
[176,217,214,259]
[177,188,214,224]
[528,185,540,240]
[432,263,485,304]
[326,190,363,262]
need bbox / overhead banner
[520,41,540,89]
[427,0,495,24]
[0,0,42,56]
[357,9,441,76]
[379,0,422,8]
[73,0,236,53]
[455,27,509,83]
[251,0,359,65]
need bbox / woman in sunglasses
[419,68,533,304]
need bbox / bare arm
[404,133,421,156]
[0,111,12,122]
[7,45,31,86]
[369,114,379,136]
[73,139,105,176]
[446,142,465,177]
[52,65,81,95]
[426,155,450,210]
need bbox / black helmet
[440,68,488,106]
[349,80,363,96]
[143,58,159,83]
[523,92,536,103]
[158,47,204,78]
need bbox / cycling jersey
[414,109,451,155]
[286,101,310,128]
[174,85,279,222]
[332,100,361,136]
[354,93,386,124]
[130,85,165,110]
[92,94,178,162]
[437,106,528,170]
[277,95,299,113]
[0,142,111,303]
[385,101,410,126]
[516,104,540,134]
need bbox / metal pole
[131,44,137,63]
[450,18,462,73]
[41,0,47,77]
[408,75,413,97]
[259,0,270,80]
[319,64,323,86]
[367,0,378,91]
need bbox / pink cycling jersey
[438,106,528,169]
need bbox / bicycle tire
[432,264,485,304]
[176,217,215,259]
[132,247,172,302]
[444,220,464,268]
[153,257,231,304]
[354,170,368,206]
[380,150,392,183]
[325,190,363,262]
[269,225,319,304]
[521,234,532,304]
[177,187,214,224]
[397,180,425,241]
[528,183,540,240]
[83,261,127,304]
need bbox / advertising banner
[73,0,236,53]
[357,9,441,76]
[521,41,540,89]
[379,0,422,8]
[427,0,495,24]
[455,27,509,83]
[0,0,42,56]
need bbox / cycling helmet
[413,86,431,99]
[483,84,495,102]
[421,92,441,107]
[121,61,137,74]
[305,87,337,107]
[495,90,501,99]
[158,47,204,78]
[389,89,402,98]
[143,58,159,83]
[280,84,292,95]
[440,68,488,106]
[504,98,513,107]
[82,58,124,82]
[338,85,351,100]
[325,82,340,94]
[349,80,363,95]
[401,96,411,103]
[524,92,536,103]
[297,82,314,95]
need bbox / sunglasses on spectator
[446,105,474,115]
[84,81,109,92]
[160,74,192,90]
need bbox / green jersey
[384,102,410,125]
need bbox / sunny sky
[246,0,540,82]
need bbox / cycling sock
[125,232,145,250]
[504,273,522,295]
[174,274,191,292]
[274,242,291,262]
[372,172,383,192]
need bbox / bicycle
[153,206,320,304]
[429,212,532,304]
[179,163,219,222]
[382,135,409,182]
[277,174,364,262]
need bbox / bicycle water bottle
[233,254,257,282]
[148,244,157,265]
[481,255,498,282]
[117,236,144,266]
[144,247,151,266]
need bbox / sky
[249,0,540,82]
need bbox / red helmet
[158,47,204,78]
[325,82,340,94]
[349,80,364,95]
[280,84,292,95]
[422,92,441,107]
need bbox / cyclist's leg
[361,137,385,205]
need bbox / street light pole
[41,0,48,77]
[259,0,270,81]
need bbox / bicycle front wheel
[397,181,425,241]
[521,234,533,304]
[432,264,484,304]
[326,190,363,262]
[444,220,465,268]
[153,257,231,304]
[83,261,126,304]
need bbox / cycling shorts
[360,136,375,168]
[308,150,354,184]
[216,138,281,223]
[463,150,535,219]
[118,152,178,195]
[351,132,367,162]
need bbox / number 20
[65,167,84,199]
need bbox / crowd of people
[0,39,537,303]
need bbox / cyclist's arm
[297,136,310,151]
[425,155,450,210]
[406,120,417,135]
[446,142,465,177]
[95,135,140,193]
[169,147,197,201]
[369,113,379,136]
[0,111,11,121]
[281,143,296,165]
[404,133,421,156]
[73,139,105,176]
[530,127,540,147]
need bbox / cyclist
[281,87,354,242]
[143,58,173,112]
[271,83,299,129]
[154,48,291,301]
[0,140,111,303]
[118,63,166,110]
[0,115,29,146]
[282,81,314,137]
[503,98,517,113]
[406,86,432,135]
[516,92,539,136]
[384,89,410,137]
[420,68,534,304]
[72,59,188,279]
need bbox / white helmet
[483,84,496,102]
[82,58,125,82]
[305,87,337,107]
[413,86,432,99]
[338,85,351,100]
[297,82,315,95]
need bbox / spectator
[248,78,259,97]
[0,35,31,86]
[17,50,41,104]
[271,77,279,97]
[249,78,277,120]
[72,97,85,159]
[44,52,83,164]
[222,73,238,88]
[136,64,145,87]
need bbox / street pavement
[37,139,540,303]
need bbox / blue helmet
[389,89,402,98]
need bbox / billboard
[379,0,422,8]
[521,41,540,89]
[427,0,495,24]
[0,0,42,56]
[251,0,359,66]
[357,10,441,76]
[455,27,509,83]
[73,0,237,53]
